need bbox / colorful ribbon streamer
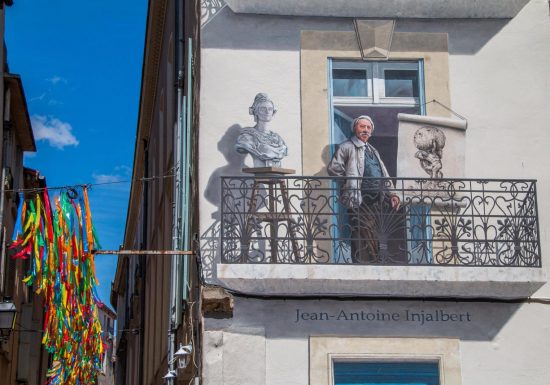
[10,187,105,385]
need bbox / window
[333,68,369,97]
[331,61,421,106]
[384,69,419,98]
[333,361,440,385]
[309,337,461,385]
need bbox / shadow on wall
[396,18,510,55]
[226,297,524,342]
[201,6,356,51]
[313,145,332,177]
[201,124,247,279]
[204,123,247,218]
[202,5,511,55]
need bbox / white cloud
[31,115,79,149]
[114,165,132,175]
[45,75,67,85]
[29,93,46,102]
[92,173,124,184]
[92,166,131,185]
[29,93,63,105]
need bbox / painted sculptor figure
[328,115,400,263]
[235,93,288,168]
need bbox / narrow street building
[0,3,48,380]
[111,1,200,384]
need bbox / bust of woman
[235,93,288,168]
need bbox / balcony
[217,176,545,298]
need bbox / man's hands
[390,194,401,210]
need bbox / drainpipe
[0,5,5,185]
[167,0,185,382]
[0,5,5,297]
[0,168,5,295]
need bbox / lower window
[333,361,440,385]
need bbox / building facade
[115,0,550,384]
[111,1,200,384]
[0,2,48,382]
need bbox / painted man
[327,115,400,263]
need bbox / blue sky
[6,1,147,308]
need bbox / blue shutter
[333,361,440,385]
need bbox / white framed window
[331,61,422,107]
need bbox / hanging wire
[419,99,468,121]
[3,172,176,194]
[382,98,467,122]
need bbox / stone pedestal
[240,167,299,263]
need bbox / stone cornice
[124,0,168,247]
[224,0,530,19]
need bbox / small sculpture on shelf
[235,93,288,168]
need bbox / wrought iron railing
[220,176,540,266]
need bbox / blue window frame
[333,361,440,385]
[408,204,433,264]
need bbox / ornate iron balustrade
[220,176,541,266]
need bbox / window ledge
[215,264,546,299]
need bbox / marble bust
[235,93,288,168]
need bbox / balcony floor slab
[216,264,547,299]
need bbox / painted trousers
[348,192,394,264]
